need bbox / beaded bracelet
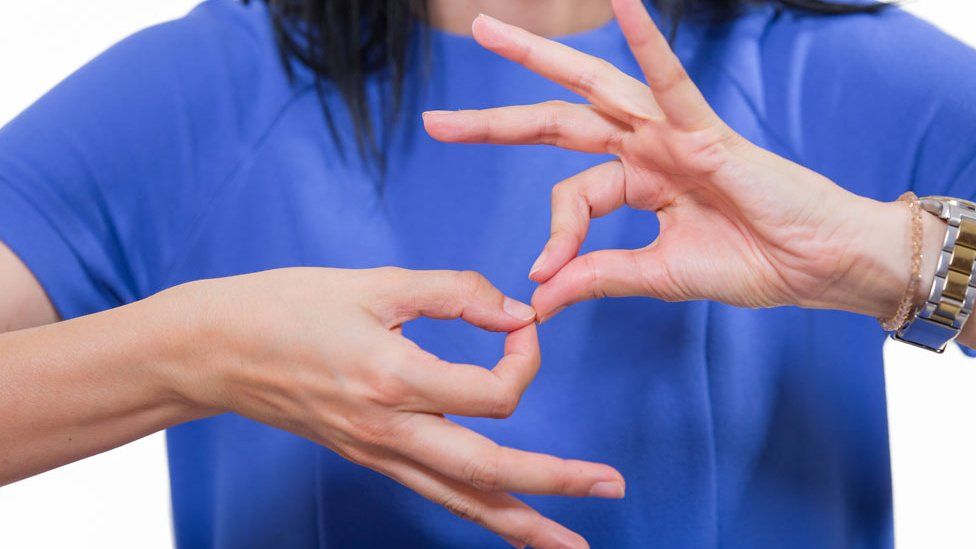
[879,191,924,332]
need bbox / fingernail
[501,536,525,549]
[538,305,567,324]
[503,297,536,321]
[477,13,500,25]
[473,14,510,47]
[422,110,450,119]
[588,481,625,499]
[529,249,549,278]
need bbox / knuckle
[462,451,503,492]
[477,113,494,141]
[347,412,406,449]
[365,370,409,408]
[360,350,412,408]
[539,108,562,146]
[331,442,378,469]
[519,517,551,548]
[550,462,574,494]
[550,187,587,235]
[368,266,410,307]
[605,131,627,155]
[573,69,600,95]
[455,270,490,297]
[488,386,521,419]
[582,254,608,300]
[513,39,534,65]
[573,59,614,95]
[551,179,573,201]
[441,493,483,525]
[349,417,391,448]
[655,58,690,91]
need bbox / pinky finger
[381,458,589,549]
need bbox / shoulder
[756,6,976,129]
[0,0,308,306]
[0,0,307,212]
[44,0,299,148]
[739,6,976,198]
[762,7,976,97]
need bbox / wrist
[818,196,945,319]
[137,282,225,419]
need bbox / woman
[1,0,974,546]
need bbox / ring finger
[379,456,589,549]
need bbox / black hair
[243,0,892,166]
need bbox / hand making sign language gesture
[424,0,918,324]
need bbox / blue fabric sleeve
[0,0,290,319]
[760,7,976,201]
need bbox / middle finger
[471,14,664,125]
[394,413,626,498]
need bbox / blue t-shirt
[2,1,975,547]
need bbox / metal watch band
[894,196,976,352]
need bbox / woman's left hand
[424,0,935,322]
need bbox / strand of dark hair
[244,0,893,169]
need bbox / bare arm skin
[0,241,200,483]
[424,0,976,350]
[0,243,625,549]
[0,242,57,331]
[0,285,203,484]
[1,4,970,548]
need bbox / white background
[0,1,974,547]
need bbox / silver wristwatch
[894,196,976,353]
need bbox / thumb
[388,269,537,331]
[531,249,658,322]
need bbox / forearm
[0,292,206,485]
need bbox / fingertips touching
[503,297,537,323]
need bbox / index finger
[394,323,541,418]
[471,14,663,125]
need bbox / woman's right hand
[159,267,622,549]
